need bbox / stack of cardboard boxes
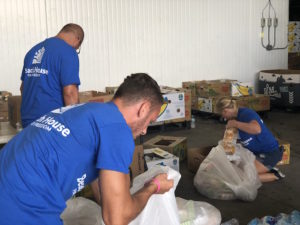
[7,95,22,128]
[104,86,192,125]
[0,91,12,122]
[182,79,270,113]
[79,90,113,103]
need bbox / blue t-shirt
[0,102,134,225]
[237,108,278,154]
[20,37,81,128]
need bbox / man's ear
[137,101,151,118]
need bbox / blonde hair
[216,97,238,113]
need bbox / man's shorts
[255,146,283,170]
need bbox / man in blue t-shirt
[0,73,174,225]
[216,97,284,183]
[20,23,84,128]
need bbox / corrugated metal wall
[0,0,288,94]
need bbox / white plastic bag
[194,144,261,201]
[176,197,221,225]
[61,197,102,225]
[129,165,181,225]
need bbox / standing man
[0,73,174,225]
[20,23,84,128]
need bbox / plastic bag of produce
[194,144,261,201]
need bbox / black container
[258,70,300,107]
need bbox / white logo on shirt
[241,137,253,146]
[31,115,71,137]
[32,47,45,64]
[72,173,87,195]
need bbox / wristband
[151,178,160,193]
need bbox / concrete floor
[142,108,300,224]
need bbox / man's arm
[20,82,23,95]
[63,84,79,105]
[99,170,173,225]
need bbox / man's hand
[146,173,174,194]
[99,170,174,225]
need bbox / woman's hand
[226,119,238,129]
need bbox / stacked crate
[105,86,192,126]
[0,91,12,122]
[183,79,270,114]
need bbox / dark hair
[60,23,84,44]
[113,73,163,108]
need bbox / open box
[143,135,187,161]
[187,146,213,173]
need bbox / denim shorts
[255,146,283,170]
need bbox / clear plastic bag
[176,197,221,225]
[61,197,102,225]
[129,165,181,225]
[194,144,261,201]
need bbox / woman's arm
[227,119,261,135]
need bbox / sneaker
[270,168,285,180]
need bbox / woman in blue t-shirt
[216,97,284,182]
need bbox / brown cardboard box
[236,94,270,112]
[196,79,235,98]
[0,101,8,112]
[130,145,145,179]
[8,96,22,128]
[0,111,9,122]
[0,91,12,113]
[105,86,118,95]
[277,139,290,166]
[197,94,270,113]
[79,91,113,103]
[143,136,187,161]
[0,91,12,101]
[187,146,213,173]
[182,81,200,109]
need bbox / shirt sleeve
[60,50,81,87]
[96,123,135,174]
[239,108,261,123]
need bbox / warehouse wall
[0,0,289,94]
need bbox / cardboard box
[143,135,187,161]
[196,79,235,98]
[0,91,12,113]
[187,146,213,173]
[8,96,22,128]
[197,94,270,113]
[0,91,12,101]
[182,81,201,109]
[79,91,113,103]
[161,87,192,123]
[105,86,118,95]
[0,101,8,112]
[129,145,145,179]
[155,87,185,122]
[0,111,9,122]
[231,82,254,96]
[144,148,179,172]
[277,139,290,166]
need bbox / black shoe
[270,167,285,180]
